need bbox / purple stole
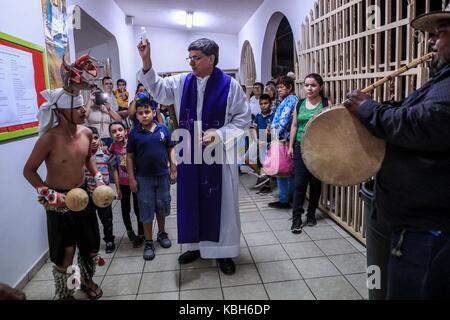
[177,67,231,243]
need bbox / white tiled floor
[23,173,368,300]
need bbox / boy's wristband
[36,185,65,207]
[36,186,57,205]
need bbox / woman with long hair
[288,73,328,234]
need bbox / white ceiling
[114,0,264,34]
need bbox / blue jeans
[365,211,390,300]
[292,142,321,217]
[387,230,450,299]
[277,176,294,203]
[136,175,171,224]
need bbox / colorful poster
[41,0,70,89]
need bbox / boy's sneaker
[143,240,155,260]
[127,230,137,242]
[291,216,303,234]
[253,175,270,189]
[105,242,116,254]
[157,231,172,248]
[257,185,272,194]
[133,235,145,248]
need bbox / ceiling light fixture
[186,11,193,29]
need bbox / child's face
[136,106,154,126]
[59,106,87,125]
[91,133,100,151]
[110,124,126,143]
[118,82,126,92]
[259,99,271,114]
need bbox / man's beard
[428,51,450,77]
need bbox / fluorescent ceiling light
[171,10,208,29]
[186,11,193,29]
[171,10,186,26]
[192,12,210,27]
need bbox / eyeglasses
[185,55,205,63]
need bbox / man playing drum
[344,5,450,299]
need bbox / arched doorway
[261,12,296,83]
[71,6,121,87]
[272,17,295,80]
[240,41,256,96]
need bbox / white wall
[0,0,49,288]
[133,26,239,76]
[77,40,121,86]
[73,9,121,86]
[68,0,139,92]
[238,0,316,83]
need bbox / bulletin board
[0,32,49,142]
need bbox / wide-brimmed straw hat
[412,3,450,33]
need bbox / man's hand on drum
[344,90,372,115]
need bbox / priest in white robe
[137,38,251,275]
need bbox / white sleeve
[216,78,252,152]
[136,68,184,106]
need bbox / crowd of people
[75,76,178,256]
[23,64,178,299]
[20,4,450,300]
[240,73,326,233]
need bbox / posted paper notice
[0,44,38,128]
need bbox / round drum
[301,106,386,186]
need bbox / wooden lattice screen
[296,0,449,243]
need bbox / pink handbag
[262,140,294,177]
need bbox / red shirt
[109,142,129,185]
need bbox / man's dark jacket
[358,65,450,232]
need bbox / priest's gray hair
[188,38,219,66]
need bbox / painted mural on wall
[41,0,70,88]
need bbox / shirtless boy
[23,88,105,300]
